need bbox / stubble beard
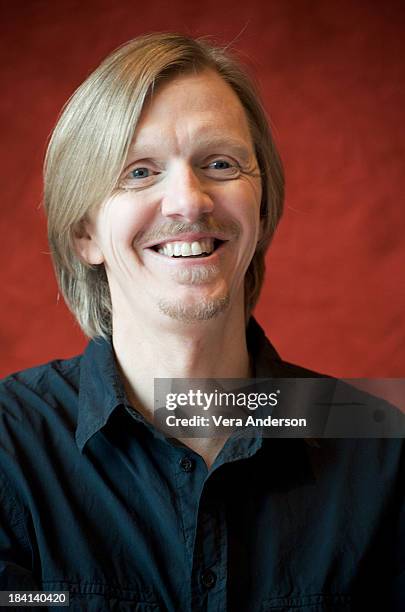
[157,263,230,322]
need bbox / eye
[119,164,160,189]
[209,160,231,170]
[129,167,152,179]
[202,157,241,180]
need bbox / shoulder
[0,355,82,460]
[248,319,405,446]
[0,355,85,506]
[0,355,81,414]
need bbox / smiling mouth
[151,238,225,258]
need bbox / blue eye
[129,167,151,179]
[208,160,231,170]
[119,164,159,190]
[203,158,240,180]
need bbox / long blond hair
[44,33,284,338]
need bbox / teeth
[191,241,202,255]
[181,243,191,256]
[157,239,214,257]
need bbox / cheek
[223,182,261,234]
[101,193,155,249]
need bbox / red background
[1,0,404,378]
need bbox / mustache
[136,215,240,244]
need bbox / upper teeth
[158,239,214,257]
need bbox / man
[0,33,403,611]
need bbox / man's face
[77,69,262,328]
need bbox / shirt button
[180,456,194,472]
[200,569,216,589]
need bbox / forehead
[129,69,254,157]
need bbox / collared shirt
[0,319,404,611]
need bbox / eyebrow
[194,135,253,162]
[127,134,253,165]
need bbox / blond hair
[44,33,284,338]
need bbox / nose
[160,162,214,223]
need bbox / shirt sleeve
[0,471,38,589]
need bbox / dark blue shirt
[0,319,404,611]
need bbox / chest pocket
[262,594,351,611]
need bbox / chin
[157,294,230,323]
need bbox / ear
[73,220,104,265]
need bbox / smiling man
[0,33,404,611]
[73,67,265,465]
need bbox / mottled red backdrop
[1,0,404,378]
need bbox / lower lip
[143,242,228,266]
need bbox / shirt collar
[75,317,285,452]
[76,337,128,452]
[246,316,282,377]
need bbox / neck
[111,300,251,469]
[112,302,250,416]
